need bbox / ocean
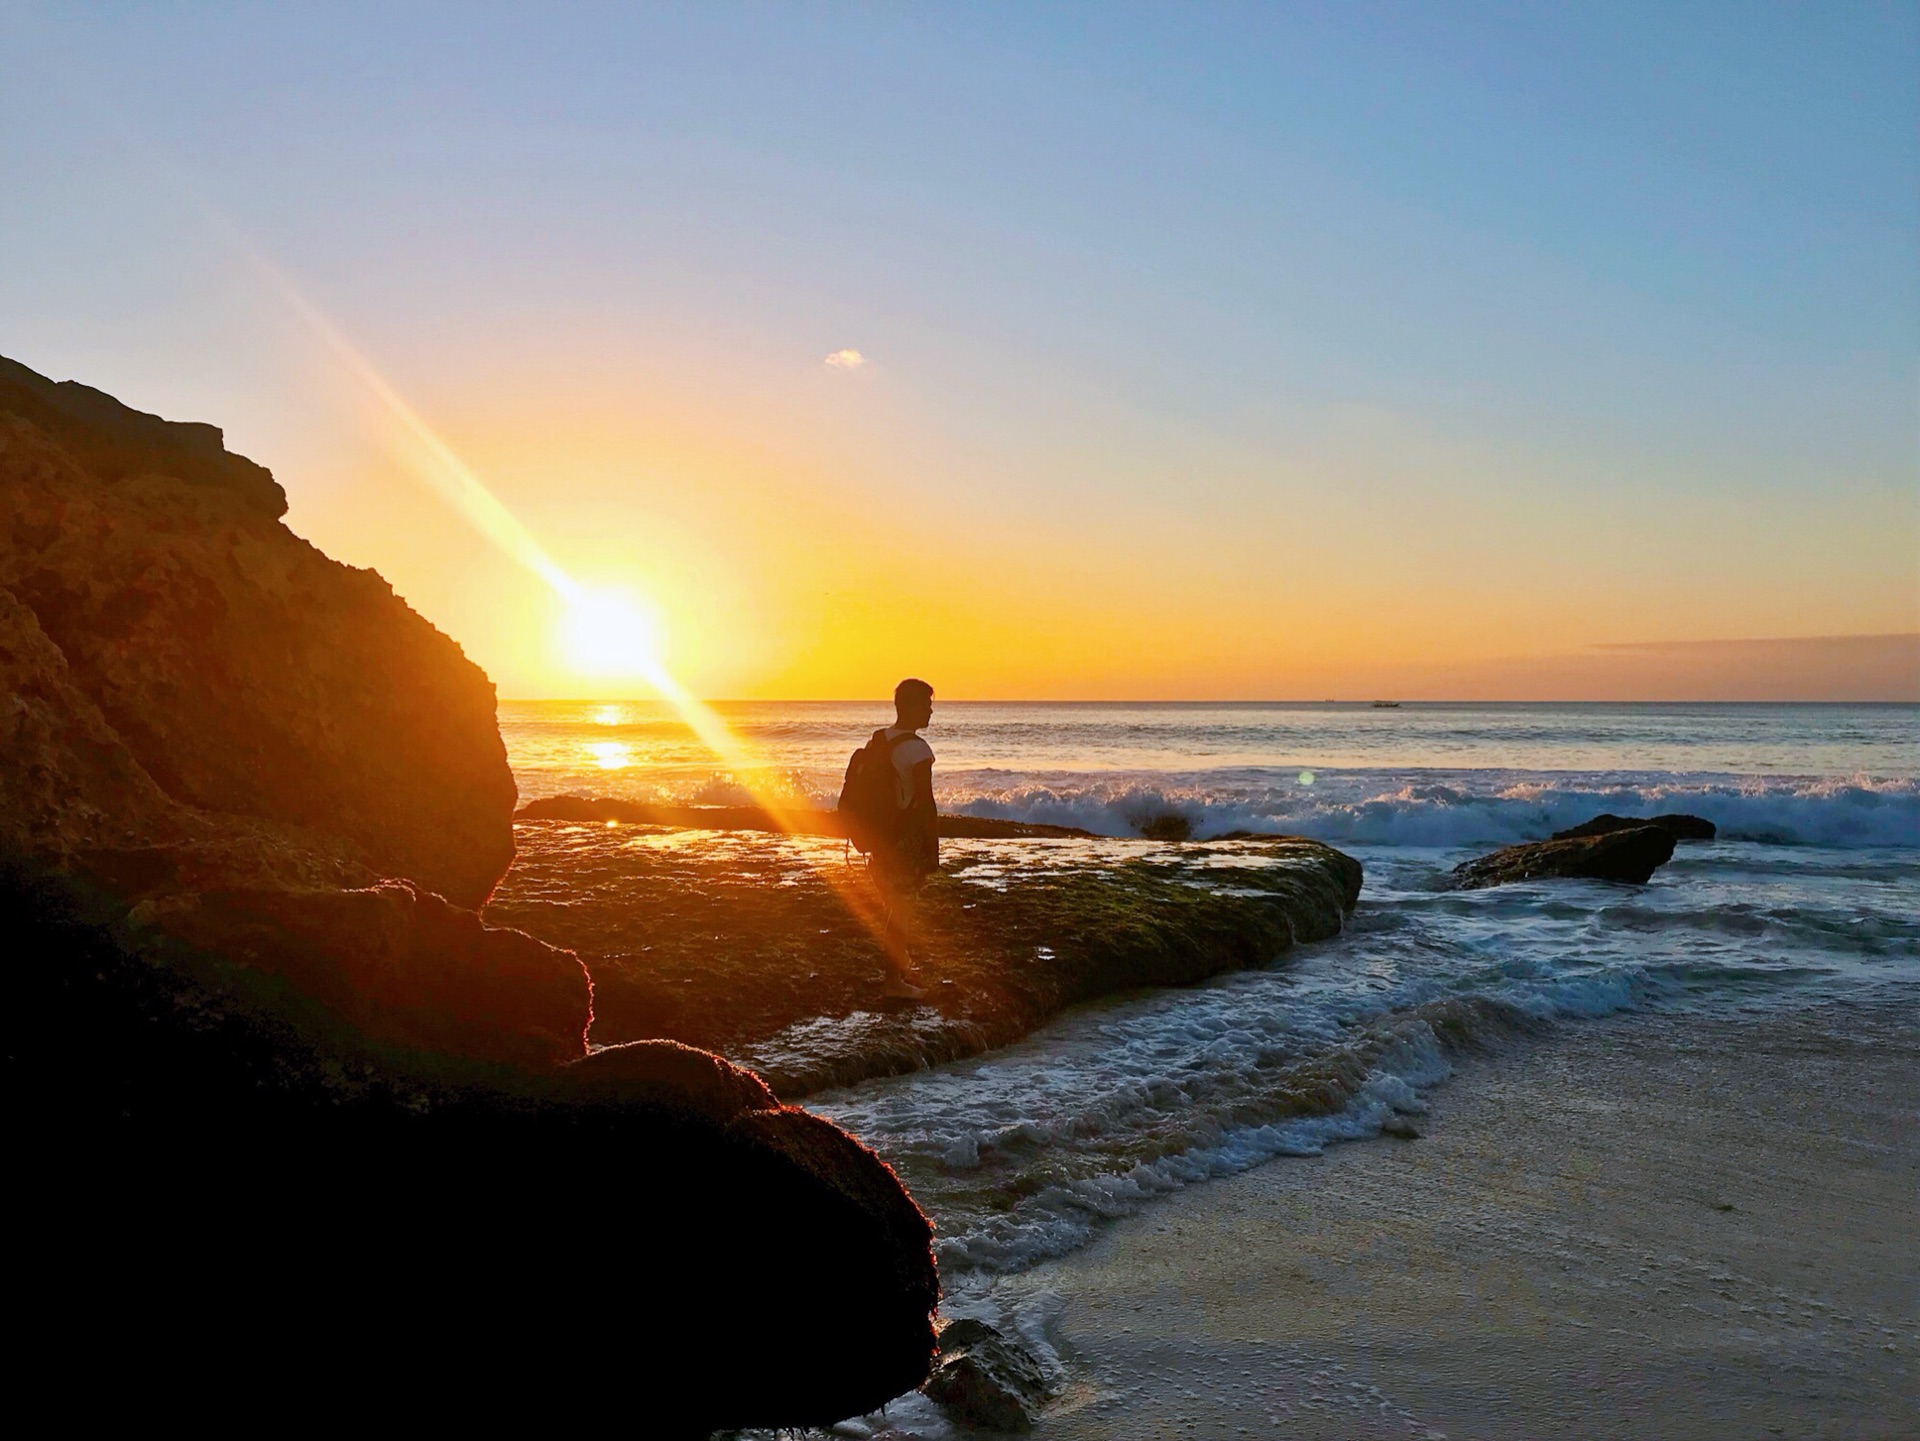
[500,700,1917,1423]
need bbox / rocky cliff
[1,357,938,1427]
[0,356,514,905]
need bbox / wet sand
[1021,1004,1917,1440]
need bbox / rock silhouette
[1551,812,1717,842]
[153,878,593,1068]
[10,861,936,1431]
[1452,825,1677,889]
[1,358,938,1427]
[1,356,515,906]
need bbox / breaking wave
[945,771,1920,849]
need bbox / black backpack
[837,728,904,854]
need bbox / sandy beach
[1014,1003,1917,1440]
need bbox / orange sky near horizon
[270,348,1917,703]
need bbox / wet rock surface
[489,824,1364,1097]
[923,1318,1051,1432]
[1452,825,1677,890]
[1551,811,1717,842]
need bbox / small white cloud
[824,348,867,370]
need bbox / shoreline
[1001,1001,1916,1439]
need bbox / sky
[2,2,1916,699]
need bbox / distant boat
[1370,700,1401,709]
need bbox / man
[872,677,937,999]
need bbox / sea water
[501,700,1917,1402]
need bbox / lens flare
[242,243,905,960]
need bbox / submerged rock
[1551,811,1717,842]
[1452,825,1677,890]
[923,1318,1050,1432]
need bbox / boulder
[0,358,515,906]
[923,1317,1050,1432]
[7,858,937,1431]
[562,1036,780,1120]
[150,879,593,1069]
[1551,811,1717,842]
[1452,825,1677,890]
[0,355,549,1058]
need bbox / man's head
[894,677,934,730]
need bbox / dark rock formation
[0,355,547,1058]
[1,356,515,906]
[2,360,940,1424]
[0,354,287,515]
[1452,825,1677,890]
[1551,811,1717,842]
[923,1318,1050,1432]
[150,879,592,1069]
[8,861,936,1430]
[564,1035,781,1119]
[1135,811,1193,842]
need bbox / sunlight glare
[586,740,633,770]
[563,588,669,680]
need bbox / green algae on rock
[488,826,1364,1097]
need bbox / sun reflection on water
[586,740,633,770]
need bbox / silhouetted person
[838,678,938,999]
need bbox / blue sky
[2,3,1915,696]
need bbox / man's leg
[876,862,926,998]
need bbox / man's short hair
[894,677,934,710]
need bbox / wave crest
[946,773,1919,849]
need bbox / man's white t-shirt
[883,726,934,806]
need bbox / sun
[560,586,670,681]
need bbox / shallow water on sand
[807,838,1917,1282]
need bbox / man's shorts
[869,838,933,896]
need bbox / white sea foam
[813,828,1918,1285]
[944,772,1920,849]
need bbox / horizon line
[499,696,1920,706]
